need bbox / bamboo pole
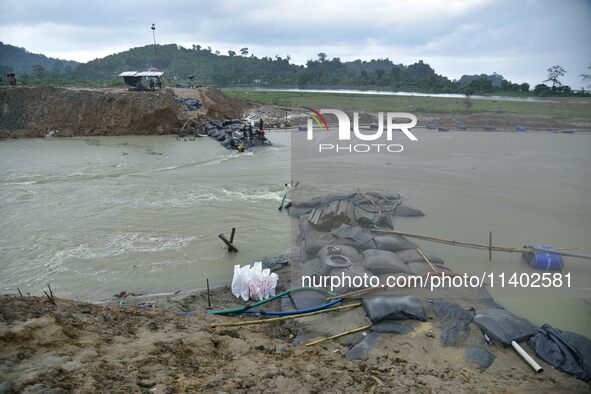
[372,229,591,260]
[303,324,373,347]
[211,302,362,328]
[417,248,438,272]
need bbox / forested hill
[70,43,528,93]
[3,42,534,94]
[0,42,79,76]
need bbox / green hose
[207,287,335,315]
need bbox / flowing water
[1,130,590,336]
[0,133,292,300]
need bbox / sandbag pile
[202,119,272,150]
[175,97,201,111]
[292,191,446,284]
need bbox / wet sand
[1,282,589,393]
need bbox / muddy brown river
[0,130,589,336]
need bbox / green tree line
[2,42,588,96]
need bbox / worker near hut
[7,73,16,87]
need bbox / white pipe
[511,340,543,373]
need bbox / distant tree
[192,44,201,51]
[317,52,327,63]
[464,87,474,112]
[285,54,291,62]
[581,63,591,88]
[544,65,566,88]
[239,47,248,56]
[534,83,551,96]
[31,64,46,79]
[375,69,385,80]
[519,82,530,92]
[215,50,220,55]
[228,50,236,57]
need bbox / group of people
[225,118,268,151]
[240,118,265,142]
[5,73,17,87]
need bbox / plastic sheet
[347,333,381,360]
[474,308,537,345]
[464,346,495,369]
[362,295,427,323]
[430,300,474,346]
[529,324,591,382]
[331,224,374,245]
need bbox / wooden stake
[229,227,236,244]
[211,302,362,328]
[43,290,56,305]
[303,324,373,347]
[218,233,238,252]
[206,278,212,309]
[17,288,23,297]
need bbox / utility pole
[151,23,158,70]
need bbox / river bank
[1,282,589,393]
[0,86,246,138]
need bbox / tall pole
[151,23,158,70]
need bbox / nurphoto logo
[305,108,418,153]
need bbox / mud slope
[0,87,185,138]
[0,86,246,138]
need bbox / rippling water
[1,130,590,336]
[0,133,292,300]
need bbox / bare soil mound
[0,86,250,138]
[1,292,588,393]
[0,87,184,138]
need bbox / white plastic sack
[231,262,278,301]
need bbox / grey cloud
[0,0,589,87]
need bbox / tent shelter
[118,71,164,90]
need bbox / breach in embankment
[0,86,247,138]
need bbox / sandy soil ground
[1,281,589,393]
[0,86,247,138]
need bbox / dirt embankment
[0,86,248,138]
[1,291,588,393]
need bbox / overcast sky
[1,0,590,87]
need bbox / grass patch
[223,89,591,120]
